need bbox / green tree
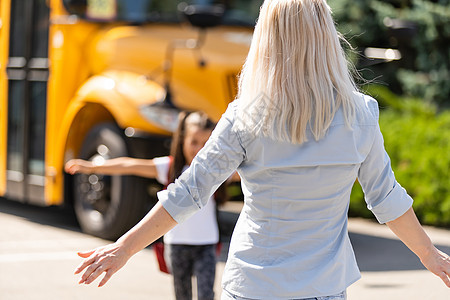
[330,0,450,107]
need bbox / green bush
[349,85,450,227]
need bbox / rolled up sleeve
[157,102,246,224]
[358,123,413,224]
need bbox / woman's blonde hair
[235,0,360,144]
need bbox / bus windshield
[63,0,262,27]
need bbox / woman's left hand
[74,242,131,287]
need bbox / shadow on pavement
[350,232,450,272]
[217,209,450,272]
[3,197,448,274]
[0,197,80,232]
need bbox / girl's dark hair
[168,111,228,206]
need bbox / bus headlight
[140,103,181,133]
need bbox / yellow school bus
[0,0,260,239]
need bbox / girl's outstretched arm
[74,201,177,287]
[386,207,450,287]
[65,157,158,178]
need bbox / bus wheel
[73,123,148,240]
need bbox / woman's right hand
[75,242,131,287]
[74,202,178,287]
[420,246,450,288]
[386,207,450,288]
[65,159,94,175]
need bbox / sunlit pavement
[346,218,450,299]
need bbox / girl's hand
[420,247,450,288]
[74,242,131,287]
[65,159,94,175]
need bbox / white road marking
[0,251,79,263]
[0,238,94,250]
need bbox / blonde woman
[74,1,450,299]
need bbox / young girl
[66,111,228,300]
[73,1,450,299]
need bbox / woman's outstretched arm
[74,101,245,287]
[386,207,450,287]
[65,157,158,178]
[74,201,177,287]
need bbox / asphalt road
[0,198,449,299]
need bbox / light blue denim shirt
[157,93,413,299]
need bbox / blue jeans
[221,289,347,300]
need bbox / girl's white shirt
[153,156,219,245]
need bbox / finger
[84,264,107,285]
[74,253,97,275]
[69,166,80,175]
[98,269,116,287]
[79,262,101,284]
[78,250,95,258]
[440,272,450,288]
[65,160,76,170]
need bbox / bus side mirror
[178,3,224,29]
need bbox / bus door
[5,0,49,204]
